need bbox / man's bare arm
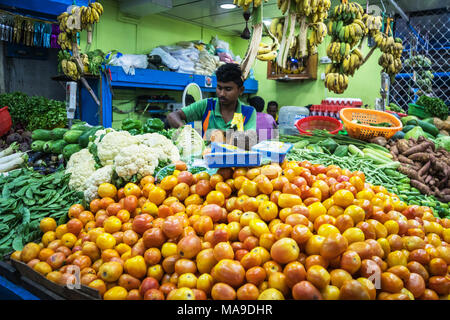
[167,109,187,128]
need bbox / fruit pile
[11,161,450,300]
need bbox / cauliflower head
[96,130,139,166]
[93,128,116,144]
[83,165,114,202]
[65,149,97,191]
[137,133,180,163]
[114,144,159,180]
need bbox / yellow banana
[256,51,278,61]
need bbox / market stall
[0,0,449,302]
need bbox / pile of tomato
[11,160,450,300]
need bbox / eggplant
[28,151,44,163]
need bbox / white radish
[0,154,25,172]
[0,152,24,165]
[0,142,19,158]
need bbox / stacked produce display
[0,0,449,303]
[7,161,450,300]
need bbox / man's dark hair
[267,101,279,109]
[216,63,244,87]
[248,96,265,113]
[185,94,195,106]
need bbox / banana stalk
[298,15,308,58]
[241,3,264,79]
[276,0,297,68]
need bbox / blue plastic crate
[251,141,293,163]
[204,151,262,168]
[210,142,245,153]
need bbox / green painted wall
[230,36,382,111]
[80,0,384,126]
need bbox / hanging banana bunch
[324,0,368,94]
[368,16,403,80]
[234,0,268,12]
[260,0,331,74]
[57,2,103,49]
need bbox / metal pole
[386,0,409,22]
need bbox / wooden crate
[267,54,318,81]
[9,258,102,300]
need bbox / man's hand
[167,110,187,128]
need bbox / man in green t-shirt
[167,63,257,146]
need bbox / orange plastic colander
[339,108,403,141]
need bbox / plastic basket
[295,116,343,135]
[408,103,433,119]
[339,108,403,141]
[0,106,12,137]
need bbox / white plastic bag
[151,47,180,70]
[108,54,148,75]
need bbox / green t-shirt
[182,97,257,131]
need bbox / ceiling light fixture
[220,3,237,9]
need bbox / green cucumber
[31,140,46,152]
[63,130,84,144]
[402,125,416,133]
[50,128,69,140]
[31,129,52,141]
[417,120,439,137]
[392,131,405,140]
[78,125,104,148]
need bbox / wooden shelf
[267,54,318,81]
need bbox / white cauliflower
[114,144,159,180]
[137,133,180,163]
[96,130,139,166]
[65,149,97,191]
[83,165,114,202]
[93,128,116,144]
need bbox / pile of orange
[11,160,450,300]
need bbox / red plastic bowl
[295,116,343,135]
[0,106,12,137]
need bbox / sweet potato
[408,153,430,162]
[418,161,431,178]
[398,166,420,180]
[410,179,432,195]
[396,139,410,154]
[390,145,399,156]
[402,141,434,156]
[398,155,414,165]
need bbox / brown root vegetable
[390,145,399,156]
[433,118,444,129]
[439,130,448,136]
[410,180,432,195]
[418,161,431,177]
[402,141,434,156]
[408,153,430,162]
[398,166,420,180]
[398,155,415,165]
[437,194,450,203]
[396,139,410,154]
[370,136,387,146]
